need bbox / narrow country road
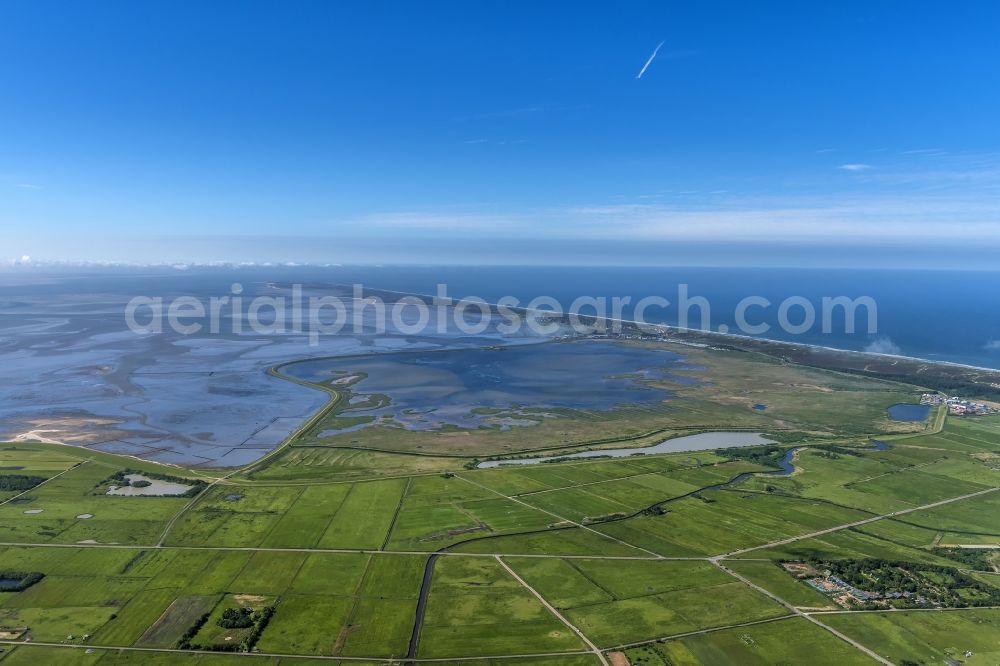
[495,554,610,666]
[719,485,999,559]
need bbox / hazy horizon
[5,238,1000,272]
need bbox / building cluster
[920,393,998,416]
[781,561,925,609]
[804,575,917,604]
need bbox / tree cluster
[820,558,1000,608]
[0,475,45,492]
[218,607,254,629]
[719,445,785,467]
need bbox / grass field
[722,560,836,609]
[592,489,873,557]
[822,608,1000,665]
[0,461,190,545]
[732,444,995,514]
[0,448,80,502]
[416,555,586,657]
[505,558,788,647]
[624,617,878,665]
[135,594,218,647]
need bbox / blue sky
[2,1,1000,267]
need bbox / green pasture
[626,616,878,665]
[416,556,585,657]
[823,608,1000,666]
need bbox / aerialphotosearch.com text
[125,283,878,345]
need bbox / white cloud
[985,340,1000,350]
[901,148,947,156]
[558,196,1000,242]
[344,191,1000,245]
[864,337,902,355]
[14,183,40,189]
[353,211,515,231]
[837,164,873,171]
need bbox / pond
[105,473,193,496]
[477,431,776,468]
[888,403,932,422]
[283,341,702,435]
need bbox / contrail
[636,40,665,79]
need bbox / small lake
[888,403,932,422]
[477,431,775,468]
[106,473,193,496]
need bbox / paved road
[0,540,679,560]
[0,639,594,663]
[807,604,1000,616]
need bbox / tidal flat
[0,274,542,466]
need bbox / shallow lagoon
[283,341,701,434]
[477,431,775,468]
